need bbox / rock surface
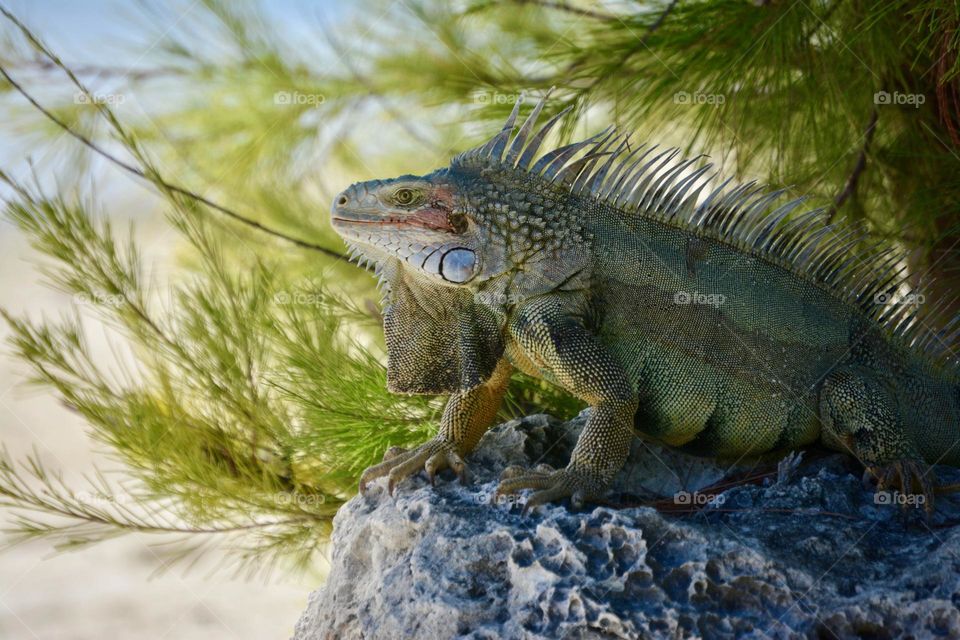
[293,412,960,640]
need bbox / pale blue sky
[3,0,353,61]
[0,0,358,212]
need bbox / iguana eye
[392,187,421,207]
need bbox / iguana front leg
[359,358,513,494]
[496,297,638,510]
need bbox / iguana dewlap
[330,93,959,514]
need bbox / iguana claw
[381,445,409,462]
[495,464,597,513]
[867,458,936,516]
[359,438,467,495]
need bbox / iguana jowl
[330,93,960,513]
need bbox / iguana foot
[495,464,602,513]
[359,438,467,495]
[866,458,935,516]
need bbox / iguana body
[331,94,960,512]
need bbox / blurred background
[0,2,336,638]
[0,0,957,637]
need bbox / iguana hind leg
[819,365,935,514]
[359,359,513,495]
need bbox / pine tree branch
[801,0,844,43]
[828,108,878,221]
[0,6,361,268]
[319,22,447,156]
[1,176,264,428]
[510,0,617,22]
[13,57,186,81]
[571,0,680,91]
[936,26,960,147]
[0,448,313,544]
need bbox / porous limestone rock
[293,412,960,640]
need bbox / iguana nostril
[337,194,348,206]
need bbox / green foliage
[0,0,957,574]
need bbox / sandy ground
[0,221,319,639]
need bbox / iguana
[330,93,960,514]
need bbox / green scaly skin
[330,99,960,515]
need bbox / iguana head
[331,171,488,285]
[331,165,586,292]
[331,95,597,292]
[327,94,598,394]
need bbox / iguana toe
[381,445,409,462]
[868,458,935,516]
[495,466,599,513]
[499,463,554,481]
[359,438,465,495]
[425,449,467,485]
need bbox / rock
[293,411,960,640]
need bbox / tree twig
[935,27,960,147]
[319,21,446,156]
[800,0,844,43]
[577,0,680,90]
[14,57,185,81]
[511,0,617,22]
[827,107,878,222]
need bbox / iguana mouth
[332,210,456,232]
[331,217,393,225]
